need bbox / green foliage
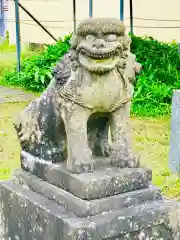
[131,35,180,116]
[3,35,71,92]
[2,34,180,116]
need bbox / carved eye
[107,34,117,42]
[86,35,95,41]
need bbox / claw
[100,141,112,157]
[128,154,140,168]
[111,147,139,169]
[71,149,95,174]
[73,161,95,174]
[73,164,83,174]
[83,163,95,173]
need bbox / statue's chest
[79,74,126,111]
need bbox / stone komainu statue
[14,18,142,174]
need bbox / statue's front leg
[110,102,139,168]
[62,103,94,174]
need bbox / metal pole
[89,0,93,17]
[129,0,133,34]
[14,0,21,72]
[0,0,5,38]
[3,0,9,38]
[16,1,57,42]
[120,0,124,21]
[73,0,76,33]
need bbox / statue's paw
[72,149,95,174]
[111,147,140,168]
[100,141,112,157]
[127,154,140,168]
[73,159,95,174]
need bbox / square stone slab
[45,165,152,200]
[21,152,152,200]
[13,169,162,217]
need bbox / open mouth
[80,48,120,61]
[78,46,121,72]
[85,51,115,60]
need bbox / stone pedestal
[0,162,180,239]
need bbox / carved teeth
[84,51,115,60]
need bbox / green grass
[0,36,16,52]
[0,52,16,78]
[132,115,180,200]
[0,35,16,78]
[0,102,27,179]
[0,101,179,200]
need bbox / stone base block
[13,169,162,217]
[0,180,180,240]
[21,151,152,200]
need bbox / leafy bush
[131,35,180,116]
[2,34,180,116]
[3,35,71,92]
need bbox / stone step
[21,151,152,200]
[0,180,179,240]
[13,169,162,218]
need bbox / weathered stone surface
[20,152,152,200]
[0,180,179,240]
[13,169,162,217]
[14,18,142,174]
[169,89,180,173]
[108,225,173,239]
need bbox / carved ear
[123,34,132,51]
[70,34,78,49]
